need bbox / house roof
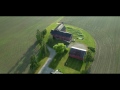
[69,47,86,58]
[55,23,66,31]
[50,30,72,38]
[71,47,87,51]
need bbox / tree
[53,43,66,54]
[41,41,49,57]
[64,47,69,53]
[47,34,54,47]
[30,54,39,71]
[36,29,43,45]
[36,29,40,40]
[84,50,94,62]
[42,29,47,37]
[88,47,95,52]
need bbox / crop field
[0,16,60,73]
[60,16,120,73]
[1,16,120,74]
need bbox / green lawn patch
[65,24,96,48]
[49,49,86,74]
[33,20,96,74]
[65,57,83,71]
[35,57,48,74]
[47,23,96,74]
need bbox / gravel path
[38,46,56,74]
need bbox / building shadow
[65,57,83,71]
[8,41,38,74]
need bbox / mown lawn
[35,57,48,74]
[49,49,86,74]
[48,24,96,74]
[65,24,96,48]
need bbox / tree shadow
[47,38,70,48]
[36,47,49,62]
[64,57,83,71]
[49,53,66,69]
[8,41,38,74]
[86,66,91,74]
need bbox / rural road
[38,46,56,74]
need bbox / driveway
[38,46,56,74]
[38,42,87,74]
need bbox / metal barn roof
[55,23,66,31]
[71,47,87,51]
[50,30,72,38]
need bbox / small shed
[50,70,62,74]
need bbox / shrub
[53,43,66,54]
[88,47,95,52]
[64,48,69,53]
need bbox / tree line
[30,29,49,72]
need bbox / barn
[54,22,66,32]
[69,47,87,60]
[50,22,72,43]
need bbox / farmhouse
[69,47,87,60]
[50,22,72,43]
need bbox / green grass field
[0,16,61,73]
[1,16,120,74]
[49,50,87,74]
[60,16,120,73]
[65,24,96,48]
